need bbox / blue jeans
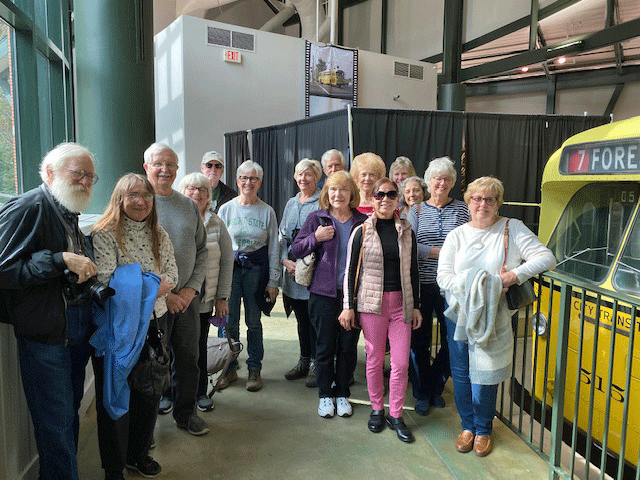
[228,265,264,372]
[446,317,498,435]
[16,335,90,480]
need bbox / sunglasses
[205,162,224,169]
[373,190,399,201]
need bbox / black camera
[63,269,115,307]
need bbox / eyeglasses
[150,161,178,170]
[373,190,399,201]
[238,175,260,183]
[432,176,453,184]
[185,186,209,195]
[205,162,224,170]
[65,168,99,184]
[470,195,497,206]
[126,192,153,202]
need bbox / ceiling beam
[529,0,539,51]
[421,0,582,63]
[604,83,624,117]
[465,64,640,96]
[459,17,640,81]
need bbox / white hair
[178,172,212,210]
[424,156,457,193]
[236,160,264,180]
[320,149,346,169]
[143,143,177,165]
[39,142,95,183]
[294,158,322,181]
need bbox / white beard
[50,176,92,213]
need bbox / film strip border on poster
[305,41,311,117]
[352,48,358,108]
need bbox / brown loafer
[455,430,475,453]
[473,434,492,457]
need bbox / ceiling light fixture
[557,56,567,64]
[521,66,529,72]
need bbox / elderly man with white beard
[0,143,99,480]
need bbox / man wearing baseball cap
[200,151,237,214]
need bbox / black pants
[92,355,160,474]
[409,283,450,401]
[197,312,211,396]
[284,295,316,360]
[309,291,359,398]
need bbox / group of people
[0,142,555,480]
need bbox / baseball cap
[201,151,224,167]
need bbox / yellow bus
[532,116,640,477]
[317,69,348,86]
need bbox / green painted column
[74,1,154,213]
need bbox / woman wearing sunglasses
[339,178,422,443]
[437,177,555,457]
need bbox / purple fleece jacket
[290,208,367,298]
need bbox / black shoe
[305,361,317,388]
[105,470,124,480]
[285,356,310,380]
[414,399,430,416]
[430,395,446,408]
[126,456,161,478]
[386,415,414,443]
[368,409,386,433]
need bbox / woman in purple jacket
[291,171,367,419]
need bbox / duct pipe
[289,0,325,41]
[260,5,297,31]
[329,0,337,44]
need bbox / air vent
[207,27,231,47]
[394,61,424,81]
[409,64,424,80]
[232,31,255,51]
[207,26,255,52]
[394,62,409,77]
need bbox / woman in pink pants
[339,177,422,443]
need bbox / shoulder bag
[128,314,171,397]
[503,219,537,310]
[294,217,330,287]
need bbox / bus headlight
[532,312,548,336]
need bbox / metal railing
[497,270,640,480]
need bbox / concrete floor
[77,301,550,480]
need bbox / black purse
[128,314,171,397]
[503,220,537,310]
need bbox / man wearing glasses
[200,151,237,214]
[0,143,99,480]
[143,143,209,436]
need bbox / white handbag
[294,252,317,287]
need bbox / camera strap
[40,184,86,255]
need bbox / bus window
[613,210,640,294]
[549,183,639,284]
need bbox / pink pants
[359,291,412,418]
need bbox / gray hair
[320,149,346,169]
[178,172,212,210]
[424,156,457,193]
[40,142,95,183]
[388,156,416,178]
[143,143,177,165]
[401,176,428,198]
[236,160,264,180]
[294,158,322,181]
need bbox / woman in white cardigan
[437,177,555,457]
[179,173,233,411]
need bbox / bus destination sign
[560,139,640,175]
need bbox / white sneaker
[318,397,335,418]
[335,397,353,417]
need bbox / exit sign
[224,49,241,63]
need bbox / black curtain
[224,130,250,185]
[465,113,609,230]
[251,110,349,218]
[351,108,465,198]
